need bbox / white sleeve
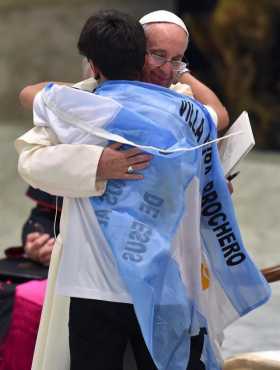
[204,105,218,127]
[171,82,193,97]
[15,126,106,198]
[33,90,48,127]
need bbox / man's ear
[88,60,101,80]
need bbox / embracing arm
[19,78,96,110]
[19,82,50,110]
[179,72,229,131]
[19,82,75,110]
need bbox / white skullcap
[139,10,189,36]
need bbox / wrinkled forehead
[144,23,189,56]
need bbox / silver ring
[127,165,134,174]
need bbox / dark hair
[78,9,146,80]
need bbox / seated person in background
[0,187,61,369]
[22,186,61,266]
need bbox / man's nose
[159,61,173,75]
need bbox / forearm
[179,73,229,131]
[19,78,96,110]
[19,81,73,110]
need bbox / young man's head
[140,10,189,87]
[78,9,146,81]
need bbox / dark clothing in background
[176,0,218,14]
[0,283,16,343]
[22,187,62,245]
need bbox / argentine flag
[36,81,271,370]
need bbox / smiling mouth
[152,76,171,87]
[151,73,170,83]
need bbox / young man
[16,9,270,370]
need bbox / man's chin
[150,76,172,88]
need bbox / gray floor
[0,124,280,360]
[221,151,280,358]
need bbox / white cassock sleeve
[15,125,106,198]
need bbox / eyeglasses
[147,51,188,72]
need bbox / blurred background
[0,0,279,362]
